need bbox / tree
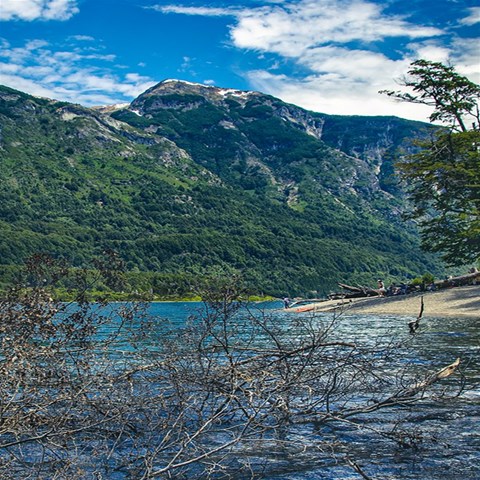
[380,59,480,132]
[0,256,465,479]
[381,60,480,265]
[399,130,480,264]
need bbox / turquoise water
[142,301,480,479]
[7,300,477,479]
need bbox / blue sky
[0,0,478,121]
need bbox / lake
[2,299,478,479]
[141,300,480,480]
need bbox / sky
[0,0,478,122]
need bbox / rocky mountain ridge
[0,82,440,295]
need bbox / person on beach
[377,279,387,296]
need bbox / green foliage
[411,272,435,287]
[380,59,480,132]
[384,60,480,265]
[0,84,445,296]
[398,130,480,265]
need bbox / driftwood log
[434,271,480,289]
[329,283,382,300]
[329,271,479,300]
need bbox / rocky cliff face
[115,79,429,205]
[319,114,435,194]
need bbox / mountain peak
[161,79,205,87]
[137,79,258,104]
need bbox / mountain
[0,81,441,296]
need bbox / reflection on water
[145,301,480,480]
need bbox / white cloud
[0,39,155,105]
[407,41,451,64]
[459,7,480,26]
[225,0,448,121]
[149,5,234,17]
[155,0,449,121]
[0,0,79,21]
[70,35,95,42]
[246,69,434,120]
[449,38,480,84]
[407,37,480,85]
[230,0,442,55]
[244,28,479,123]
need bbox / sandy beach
[294,284,480,318]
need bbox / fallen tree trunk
[330,283,382,299]
[334,271,480,299]
[337,283,365,293]
[434,271,480,289]
[328,292,364,300]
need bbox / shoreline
[291,284,480,318]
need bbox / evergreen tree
[380,59,480,132]
[382,60,480,265]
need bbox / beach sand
[295,284,480,318]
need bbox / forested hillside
[0,82,441,296]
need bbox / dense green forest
[0,82,442,297]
